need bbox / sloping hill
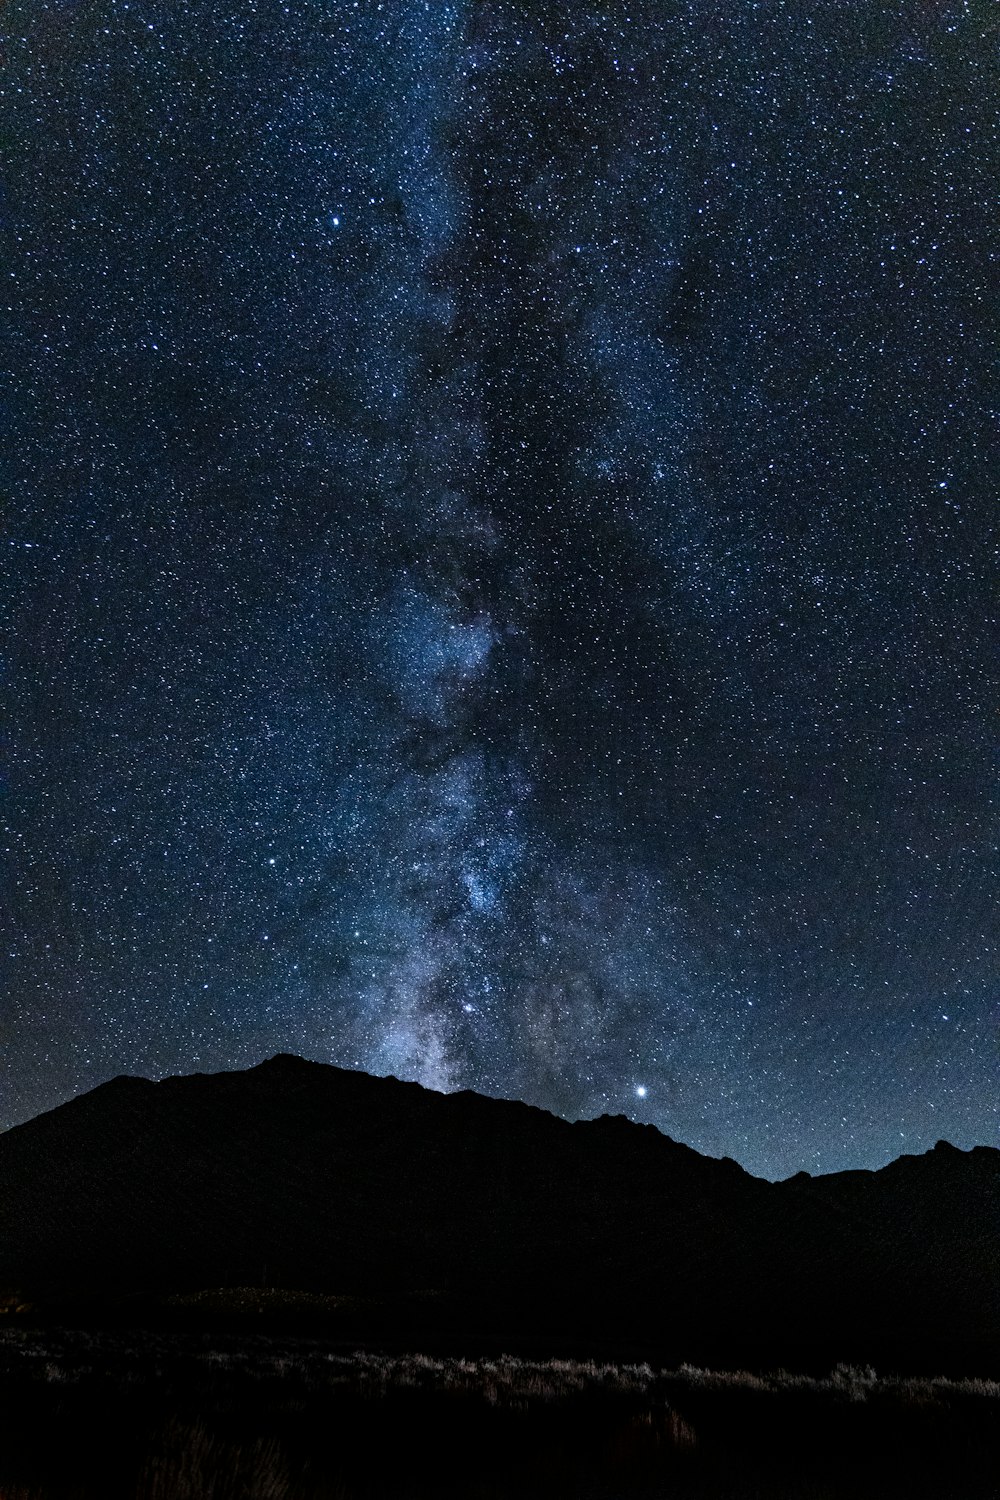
[0,1056,996,1371]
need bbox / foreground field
[0,1327,997,1498]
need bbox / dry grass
[0,1329,996,1498]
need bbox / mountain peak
[0,1060,996,1371]
[254,1053,321,1073]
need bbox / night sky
[3,0,996,1179]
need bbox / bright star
[635,1085,647,1099]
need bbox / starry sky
[2,0,996,1179]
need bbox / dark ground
[0,1323,997,1499]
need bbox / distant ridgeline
[0,1056,997,1373]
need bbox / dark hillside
[0,1057,996,1372]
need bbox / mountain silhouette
[0,1057,996,1372]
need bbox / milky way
[3,0,996,1177]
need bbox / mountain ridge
[12,1052,988,1184]
[1,1055,996,1372]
